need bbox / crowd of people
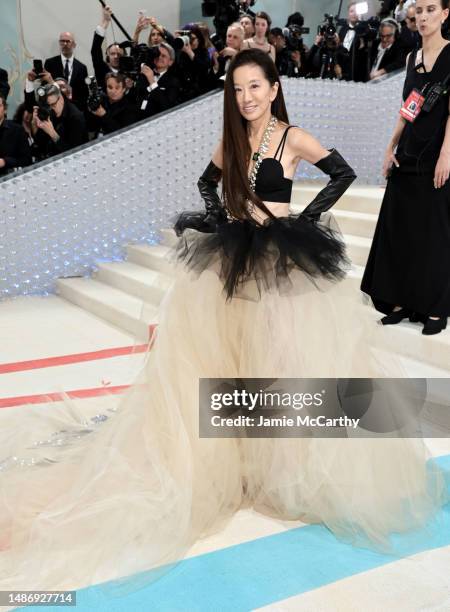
[0,1,448,176]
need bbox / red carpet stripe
[0,345,149,374]
[0,384,131,408]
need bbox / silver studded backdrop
[0,75,403,298]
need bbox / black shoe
[422,317,448,336]
[381,308,411,325]
[409,312,427,324]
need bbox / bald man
[44,31,88,110]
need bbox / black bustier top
[254,126,294,203]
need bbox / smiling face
[415,0,449,37]
[233,63,279,122]
[379,24,396,48]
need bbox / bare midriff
[250,201,290,224]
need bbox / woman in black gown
[361,0,450,335]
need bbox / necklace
[248,115,278,202]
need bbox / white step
[289,204,377,240]
[333,210,377,239]
[126,244,175,275]
[381,319,450,371]
[344,234,371,267]
[94,261,172,307]
[292,183,383,215]
[57,277,158,341]
[159,228,179,248]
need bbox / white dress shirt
[343,27,356,52]
[60,54,74,82]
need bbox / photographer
[368,19,406,80]
[175,25,211,100]
[28,82,88,160]
[89,73,138,135]
[91,5,125,88]
[269,28,306,77]
[306,25,349,80]
[138,42,181,118]
[0,93,32,176]
[212,0,241,42]
[210,22,245,85]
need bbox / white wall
[19,0,181,75]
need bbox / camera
[35,86,51,121]
[210,33,225,53]
[118,42,161,77]
[318,14,339,40]
[85,76,104,112]
[283,24,310,52]
[354,16,380,41]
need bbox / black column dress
[361,44,450,317]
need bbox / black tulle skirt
[174,212,350,300]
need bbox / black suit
[0,120,32,175]
[138,70,181,118]
[91,31,112,88]
[0,68,9,99]
[44,56,88,110]
[338,25,367,81]
[399,28,421,54]
[369,39,407,77]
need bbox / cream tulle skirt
[0,235,448,601]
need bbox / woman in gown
[0,48,447,601]
[361,0,450,335]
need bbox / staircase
[56,184,450,371]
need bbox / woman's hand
[382,146,399,178]
[434,151,450,188]
[182,41,195,59]
[91,105,106,117]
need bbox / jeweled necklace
[248,115,278,196]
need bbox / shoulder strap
[274,126,294,161]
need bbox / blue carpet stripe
[20,454,450,612]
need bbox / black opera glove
[301,149,357,222]
[174,160,227,235]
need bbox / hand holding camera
[141,64,156,84]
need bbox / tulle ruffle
[175,213,349,300]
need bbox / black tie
[64,59,69,81]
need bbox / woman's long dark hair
[222,48,289,221]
